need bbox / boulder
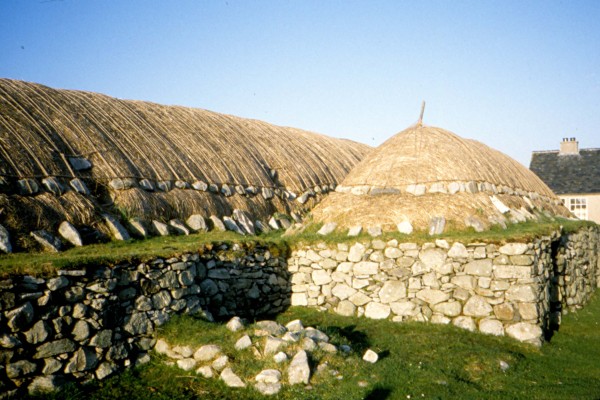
[397,220,413,234]
[128,217,149,237]
[169,219,190,235]
[68,156,92,171]
[209,215,227,232]
[220,367,246,387]
[0,223,12,253]
[193,344,222,362]
[233,209,256,235]
[103,214,131,240]
[17,178,39,195]
[69,178,90,195]
[152,220,170,236]
[287,350,310,385]
[223,217,245,235]
[139,178,155,191]
[317,222,337,236]
[58,221,83,246]
[362,349,379,363]
[42,177,65,195]
[428,216,446,235]
[192,180,208,191]
[31,230,63,252]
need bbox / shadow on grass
[364,386,392,400]
[323,325,371,353]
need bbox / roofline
[532,147,600,154]
[557,192,600,196]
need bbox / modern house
[530,138,600,224]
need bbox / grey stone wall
[0,243,290,396]
[288,227,600,346]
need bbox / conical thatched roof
[0,79,371,250]
[313,124,572,233]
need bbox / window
[563,197,588,220]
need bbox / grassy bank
[32,290,600,400]
[0,218,594,277]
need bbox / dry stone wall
[0,243,290,397]
[288,226,600,346]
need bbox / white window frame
[561,197,588,220]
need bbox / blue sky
[1,0,599,166]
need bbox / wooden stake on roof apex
[418,101,426,126]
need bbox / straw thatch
[0,79,371,248]
[0,79,368,191]
[313,124,572,232]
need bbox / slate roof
[530,148,600,194]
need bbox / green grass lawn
[33,290,600,400]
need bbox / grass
[30,290,600,400]
[0,218,594,277]
[0,231,288,278]
[287,217,595,247]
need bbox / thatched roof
[313,124,572,232]
[0,79,371,250]
[0,79,368,192]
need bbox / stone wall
[1,227,599,396]
[0,242,290,396]
[288,226,600,346]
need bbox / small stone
[42,177,65,195]
[255,381,282,395]
[273,352,288,363]
[154,339,170,354]
[428,216,446,235]
[220,367,246,387]
[28,375,63,394]
[103,214,131,240]
[139,178,155,191]
[285,319,304,332]
[157,180,172,191]
[397,220,414,235]
[69,156,92,171]
[31,230,62,252]
[364,302,391,319]
[347,225,362,236]
[177,358,198,371]
[505,322,543,344]
[235,335,252,350]
[96,362,117,380]
[233,209,256,235]
[256,320,286,336]
[128,217,149,237]
[362,349,378,363]
[264,336,286,355]
[226,316,244,332]
[447,242,468,258]
[152,220,170,236]
[169,219,190,235]
[209,215,227,231]
[58,221,82,247]
[256,369,282,383]
[318,222,337,235]
[186,214,208,231]
[194,345,222,361]
[0,224,13,253]
[192,180,208,191]
[6,360,37,378]
[223,216,245,235]
[367,226,383,237]
[465,215,486,232]
[196,365,214,378]
[287,350,310,385]
[499,360,510,372]
[212,355,229,371]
